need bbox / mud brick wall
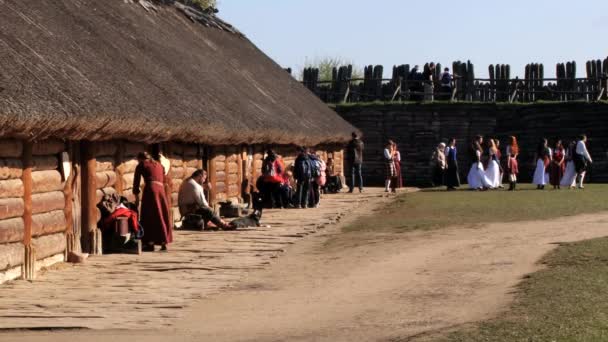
[336,103,608,186]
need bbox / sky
[220,0,608,79]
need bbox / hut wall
[165,142,203,226]
[0,139,25,281]
[209,145,241,205]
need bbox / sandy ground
[5,204,608,341]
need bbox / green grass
[343,184,608,234]
[441,237,608,342]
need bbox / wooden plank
[0,242,24,270]
[0,179,23,199]
[32,210,66,237]
[0,140,23,158]
[0,158,23,180]
[0,198,25,220]
[0,218,25,243]
[32,170,63,194]
[32,232,66,260]
[22,141,33,246]
[32,191,64,214]
[32,139,65,156]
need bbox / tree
[300,56,362,82]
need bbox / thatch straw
[0,0,356,146]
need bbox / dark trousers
[194,206,223,226]
[350,163,363,191]
[296,178,311,208]
[310,182,320,206]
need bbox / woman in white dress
[532,138,551,190]
[484,139,501,189]
[560,141,577,189]
[467,136,487,190]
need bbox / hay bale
[32,210,66,237]
[169,167,185,179]
[0,198,25,220]
[0,140,23,158]
[32,191,64,215]
[32,170,63,194]
[185,167,197,179]
[118,159,138,174]
[184,159,200,168]
[0,179,23,199]
[0,159,23,180]
[215,161,226,171]
[0,218,24,243]
[171,179,183,193]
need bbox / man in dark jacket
[347,132,364,193]
[294,146,312,208]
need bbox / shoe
[359,188,364,193]
[143,244,155,252]
[160,245,168,252]
[348,189,354,193]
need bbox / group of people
[256,147,343,210]
[408,63,455,102]
[431,134,594,191]
[532,135,593,190]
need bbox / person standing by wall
[439,68,453,100]
[560,141,577,189]
[134,152,173,252]
[294,147,312,208]
[505,136,520,191]
[550,140,566,189]
[431,142,446,187]
[392,142,403,190]
[533,138,552,190]
[574,134,593,189]
[347,132,364,193]
[444,138,460,190]
[422,63,436,102]
[384,140,396,192]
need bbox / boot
[384,180,391,192]
[508,182,514,191]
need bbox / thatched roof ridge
[0,0,355,146]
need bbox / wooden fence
[299,58,608,104]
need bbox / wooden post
[81,141,101,255]
[64,141,76,255]
[21,141,35,280]
[114,141,125,195]
[207,147,217,205]
[237,146,244,203]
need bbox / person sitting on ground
[178,169,235,230]
[324,157,344,194]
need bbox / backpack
[441,72,451,86]
[262,159,275,177]
[295,155,311,180]
[310,157,322,178]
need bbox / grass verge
[343,184,608,234]
[440,237,608,342]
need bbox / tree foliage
[301,56,362,81]
[188,0,217,10]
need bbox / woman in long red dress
[550,140,566,189]
[133,152,173,251]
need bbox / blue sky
[220,0,608,78]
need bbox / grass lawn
[343,184,608,234]
[441,237,608,342]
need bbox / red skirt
[141,182,173,245]
[394,162,403,188]
[550,162,566,186]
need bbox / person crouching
[178,169,235,230]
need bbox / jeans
[296,178,311,208]
[350,164,363,191]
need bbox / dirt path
[6,205,608,341]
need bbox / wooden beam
[81,141,101,255]
[207,147,217,205]
[21,141,34,280]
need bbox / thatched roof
[0,0,356,146]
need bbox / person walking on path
[444,138,460,190]
[561,141,577,189]
[505,136,520,191]
[347,132,364,193]
[574,134,593,189]
[134,152,173,252]
[550,140,566,189]
[533,138,552,190]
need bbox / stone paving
[0,189,393,330]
